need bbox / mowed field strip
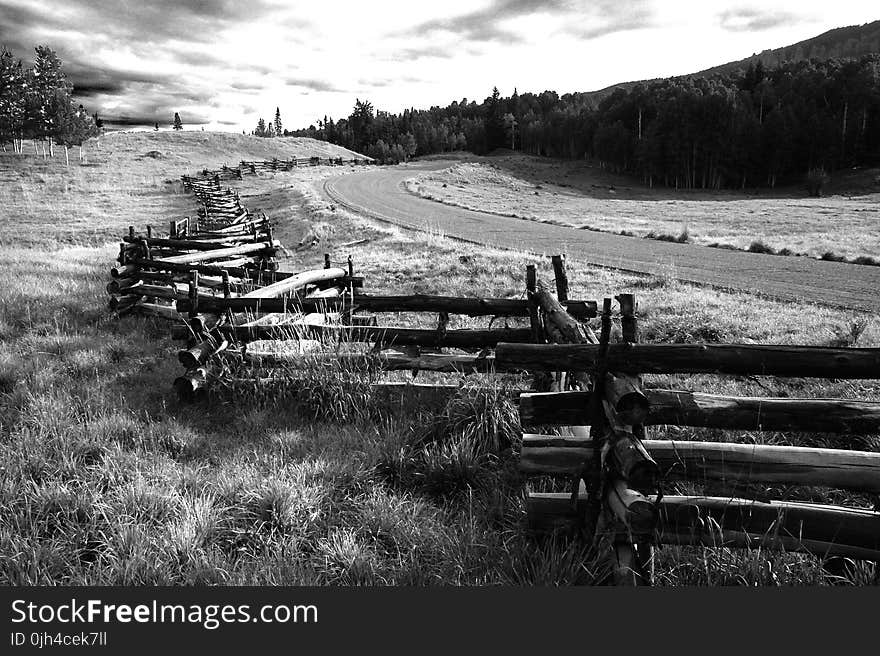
[325,161,880,312]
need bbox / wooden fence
[109,158,880,584]
[503,256,880,584]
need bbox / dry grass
[2,134,879,586]
[406,157,880,260]
[0,131,364,249]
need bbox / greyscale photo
[1,0,879,597]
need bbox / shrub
[748,240,775,255]
[820,251,845,262]
[850,256,880,266]
[645,229,689,244]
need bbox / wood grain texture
[497,342,880,378]
[520,435,880,492]
[519,389,880,433]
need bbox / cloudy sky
[0,1,877,131]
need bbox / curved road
[325,161,880,312]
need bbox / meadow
[406,155,880,261]
[1,132,878,585]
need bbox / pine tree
[484,86,506,151]
[274,107,282,137]
[173,112,183,130]
[256,117,266,137]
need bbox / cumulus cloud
[399,0,655,44]
[719,7,802,32]
[564,0,655,39]
[0,0,291,125]
[284,77,345,93]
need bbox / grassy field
[1,132,879,585]
[406,155,880,261]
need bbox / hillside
[0,131,368,248]
[695,19,880,77]
[584,19,880,105]
[92,131,368,173]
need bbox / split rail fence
[507,256,880,584]
[108,159,880,584]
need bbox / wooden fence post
[551,254,568,303]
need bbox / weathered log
[605,478,659,535]
[135,302,181,321]
[135,259,259,279]
[519,435,880,493]
[234,350,515,374]
[617,293,637,343]
[662,496,880,554]
[533,279,591,344]
[551,254,569,303]
[603,429,660,492]
[148,240,279,265]
[109,271,246,295]
[527,492,880,560]
[173,366,211,401]
[108,294,142,312]
[176,295,345,314]
[179,292,595,318]
[178,334,228,369]
[110,264,138,279]
[199,220,267,236]
[240,267,346,299]
[604,373,650,425]
[660,529,880,562]
[112,282,231,303]
[221,323,534,347]
[497,343,880,378]
[518,389,880,433]
[125,236,243,250]
[189,313,222,335]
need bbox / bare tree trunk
[64,145,69,167]
[49,140,54,157]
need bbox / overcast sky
[0,1,877,131]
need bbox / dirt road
[325,161,880,312]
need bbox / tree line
[292,55,880,188]
[0,45,101,165]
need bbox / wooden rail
[496,342,880,378]
[519,389,880,433]
[520,435,880,493]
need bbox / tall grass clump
[374,379,522,500]
[214,326,387,424]
[426,379,522,455]
[644,228,689,244]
